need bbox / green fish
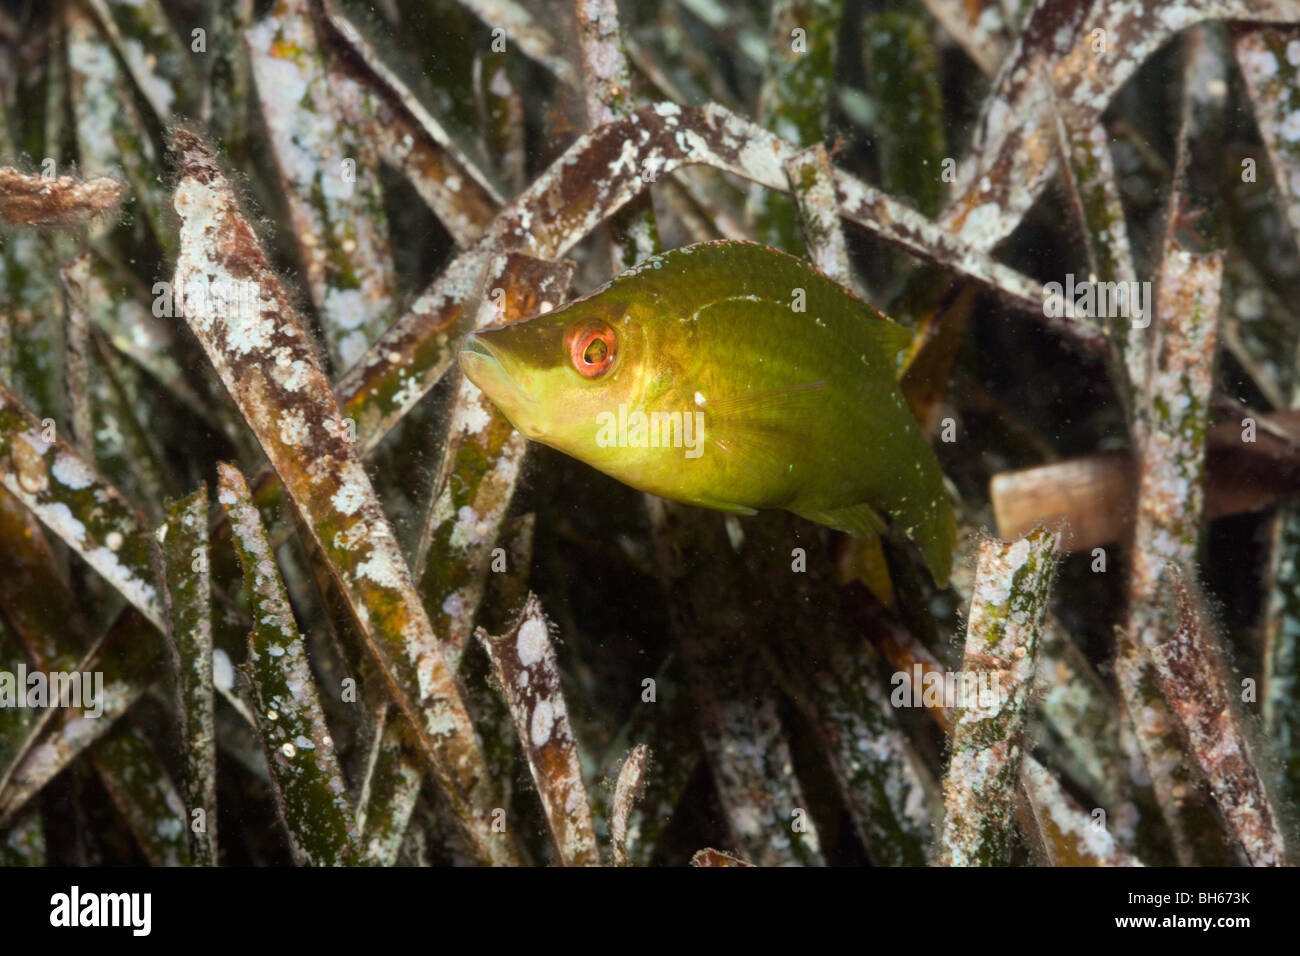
[459,240,955,586]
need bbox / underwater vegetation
[0,0,1299,868]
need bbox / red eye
[567,321,617,378]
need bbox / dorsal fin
[610,241,915,375]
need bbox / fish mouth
[459,332,534,406]
[460,332,496,362]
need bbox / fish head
[459,294,657,462]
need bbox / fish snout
[459,331,536,413]
[460,332,506,388]
[460,330,496,368]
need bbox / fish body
[459,240,955,585]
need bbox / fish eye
[567,320,617,379]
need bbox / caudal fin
[800,491,955,588]
[910,491,956,588]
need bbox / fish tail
[910,492,956,589]
[799,492,955,588]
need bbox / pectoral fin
[704,381,827,480]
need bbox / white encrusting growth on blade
[477,595,599,865]
[170,128,512,864]
[329,462,369,517]
[516,615,548,668]
[51,452,95,490]
[530,699,555,747]
[940,527,1061,866]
